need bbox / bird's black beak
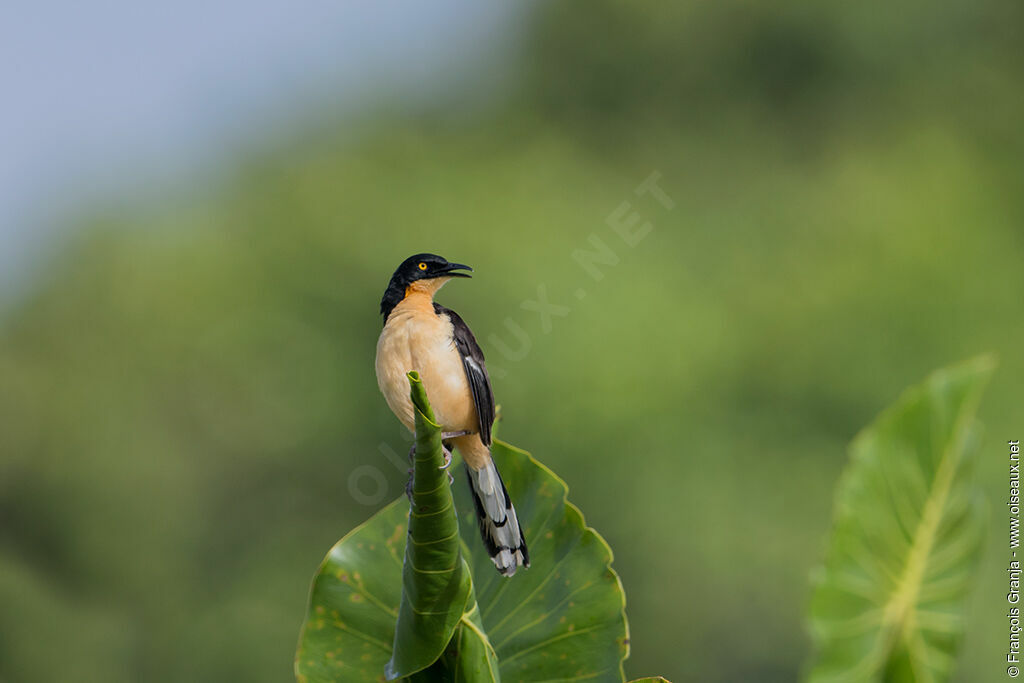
[443,262,473,278]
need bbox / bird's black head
[380,253,473,320]
[388,253,472,287]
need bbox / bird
[375,253,529,577]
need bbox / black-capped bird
[375,253,529,577]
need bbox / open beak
[443,262,473,278]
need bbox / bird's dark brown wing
[434,303,495,445]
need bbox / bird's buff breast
[375,302,476,434]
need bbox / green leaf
[805,355,996,683]
[296,378,630,681]
[294,497,406,683]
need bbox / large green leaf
[806,355,995,683]
[296,378,629,681]
[294,496,406,683]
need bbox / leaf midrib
[877,387,978,676]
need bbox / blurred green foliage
[1,1,1022,681]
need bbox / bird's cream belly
[376,307,477,435]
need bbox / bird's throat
[405,277,450,300]
[382,277,451,323]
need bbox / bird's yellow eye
[418,262,427,271]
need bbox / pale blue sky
[0,2,523,298]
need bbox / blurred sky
[0,1,523,300]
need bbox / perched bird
[375,253,529,577]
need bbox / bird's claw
[439,446,452,470]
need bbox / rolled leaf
[385,372,474,679]
[806,355,995,683]
[422,583,501,683]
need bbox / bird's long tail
[465,460,529,577]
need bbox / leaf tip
[966,351,998,377]
[940,352,998,385]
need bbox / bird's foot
[439,446,453,471]
[441,430,471,439]
[405,469,414,500]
